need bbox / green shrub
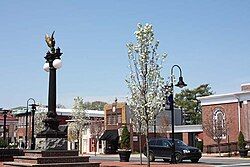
[0,138,8,148]
[8,142,18,148]
[120,126,130,150]
[196,140,203,152]
[238,131,246,149]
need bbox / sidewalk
[0,153,244,167]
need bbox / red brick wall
[183,132,189,144]
[240,100,250,141]
[16,128,25,138]
[57,115,70,125]
[202,102,239,148]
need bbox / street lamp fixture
[26,98,35,149]
[37,31,65,138]
[166,64,187,164]
[30,103,39,150]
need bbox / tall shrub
[120,126,130,150]
[238,131,246,149]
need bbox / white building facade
[67,110,105,154]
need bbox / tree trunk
[139,122,142,165]
[96,136,100,156]
[79,131,82,155]
[146,121,150,167]
[77,131,80,153]
[95,138,97,156]
[218,141,221,157]
[80,133,83,155]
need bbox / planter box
[239,149,248,157]
[118,150,131,162]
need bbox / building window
[82,129,87,135]
[107,114,112,125]
[107,113,118,125]
[118,114,122,124]
[213,109,226,139]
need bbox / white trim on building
[166,125,203,133]
[198,91,250,106]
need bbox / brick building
[198,83,250,153]
[100,101,202,153]
[0,111,18,143]
[100,102,131,153]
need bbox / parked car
[144,138,202,163]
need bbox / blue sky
[1,1,250,108]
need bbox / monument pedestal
[3,128,100,167]
[3,150,100,167]
[36,138,67,150]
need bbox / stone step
[13,156,90,164]
[3,162,100,167]
[23,150,78,157]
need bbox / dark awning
[100,130,118,141]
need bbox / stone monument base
[36,138,67,150]
[3,150,100,167]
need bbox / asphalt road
[200,157,250,167]
[89,154,250,167]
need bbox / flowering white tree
[68,97,89,154]
[90,118,104,156]
[126,23,166,166]
[158,113,170,137]
[34,105,47,135]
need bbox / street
[88,154,250,167]
[1,154,250,167]
[200,157,250,167]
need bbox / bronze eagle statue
[45,31,55,51]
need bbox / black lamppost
[30,103,38,150]
[26,98,35,149]
[1,109,10,142]
[166,64,187,163]
[38,31,64,138]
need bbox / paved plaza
[2,153,250,167]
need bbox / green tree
[83,101,107,110]
[120,126,131,150]
[238,131,246,149]
[126,23,166,167]
[175,84,213,124]
[56,104,66,108]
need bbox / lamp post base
[36,138,67,150]
[36,129,67,138]
[37,117,67,138]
